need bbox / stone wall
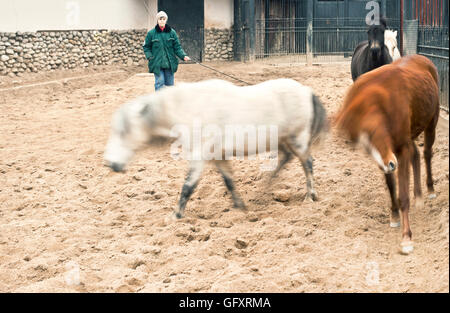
[204,28,234,61]
[0,29,148,77]
[0,28,237,76]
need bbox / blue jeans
[154,68,174,91]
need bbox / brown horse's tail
[334,93,355,135]
[429,61,439,88]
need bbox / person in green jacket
[142,11,191,91]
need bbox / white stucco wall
[0,0,233,32]
[146,0,158,30]
[0,0,151,32]
[204,0,233,29]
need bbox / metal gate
[254,0,400,63]
[243,0,448,111]
[413,0,449,111]
[157,0,204,62]
[313,0,400,57]
[255,0,307,61]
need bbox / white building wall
[0,0,234,32]
[0,0,151,32]
[146,0,158,30]
[204,0,233,29]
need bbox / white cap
[156,11,168,20]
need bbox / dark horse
[351,18,393,81]
[336,55,440,254]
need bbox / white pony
[384,29,401,61]
[104,78,328,218]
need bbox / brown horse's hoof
[428,193,437,199]
[400,240,414,255]
[390,211,400,228]
[415,197,424,210]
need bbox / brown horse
[335,54,440,254]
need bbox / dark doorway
[157,0,204,62]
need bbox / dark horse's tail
[310,93,329,145]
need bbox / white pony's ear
[394,31,397,37]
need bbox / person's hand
[184,56,191,61]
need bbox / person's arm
[142,32,153,60]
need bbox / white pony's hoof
[305,196,315,203]
[400,241,414,255]
[166,212,179,223]
[428,193,437,199]
[390,221,400,228]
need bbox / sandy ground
[0,61,448,293]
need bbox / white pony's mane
[384,29,398,46]
[384,29,401,61]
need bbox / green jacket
[142,24,187,75]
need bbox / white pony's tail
[310,94,329,147]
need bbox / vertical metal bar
[429,0,432,26]
[423,0,425,25]
[417,0,419,20]
[425,0,427,25]
[344,0,348,25]
[422,0,424,23]
[442,0,444,26]
[429,0,431,25]
[443,1,448,27]
[422,0,424,25]
[430,0,432,25]
[432,0,434,25]
[343,0,348,54]
[420,0,423,24]
[438,0,441,25]
[306,0,313,65]
[420,0,422,21]
[415,0,418,20]
[441,0,444,26]
[437,0,439,26]
[265,0,269,57]
[401,0,404,55]
[434,0,437,26]
[406,0,414,20]
[439,0,442,25]
[433,0,435,26]
[249,0,256,61]
[234,0,242,61]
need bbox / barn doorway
[157,0,204,62]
